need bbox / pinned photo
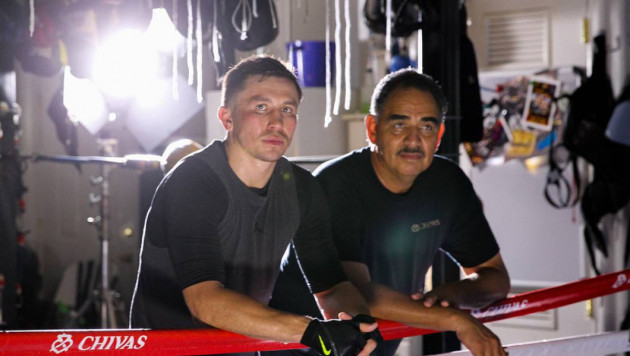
[522,77,561,132]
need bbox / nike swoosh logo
[318,335,332,356]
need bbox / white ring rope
[430,330,630,356]
[1,269,629,355]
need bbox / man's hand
[452,312,507,356]
[411,290,453,308]
[339,312,381,356]
[300,312,380,356]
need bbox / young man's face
[367,87,442,187]
[221,75,300,163]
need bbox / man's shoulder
[285,162,321,197]
[314,147,369,178]
[169,153,216,179]
[289,161,315,183]
[162,145,225,191]
[423,155,472,187]
[429,155,467,175]
[187,140,223,165]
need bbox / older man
[271,69,510,356]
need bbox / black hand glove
[300,315,381,356]
[351,314,383,344]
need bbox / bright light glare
[92,30,159,99]
[135,75,169,108]
[63,67,109,135]
[145,8,184,53]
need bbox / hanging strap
[583,225,601,276]
[544,144,581,209]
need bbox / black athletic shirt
[130,141,346,330]
[315,148,499,293]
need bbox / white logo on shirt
[411,219,440,232]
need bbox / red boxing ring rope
[2,268,630,355]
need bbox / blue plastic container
[287,41,335,87]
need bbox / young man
[130,55,380,356]
[270,69,510,356]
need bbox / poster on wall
[522,77,561,132]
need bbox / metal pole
[423,0,461,353]
[97,138,117,328]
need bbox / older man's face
[368,88,442,190]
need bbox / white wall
[467,160,584,282]
[466,0,588,72]
[465,0,629,345]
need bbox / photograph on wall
[522,77,561,132]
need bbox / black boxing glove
[300,318,364,356]
[351,314,383,344]
[300,315,381,356]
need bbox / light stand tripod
[87,138,118,328]
[29,141,163,329]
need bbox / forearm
[364,283,474,331]
[341,263,506,355]
[314,281,371,319]
[183,281,310,343]
[435,267,510,309]
[338,261,466,330]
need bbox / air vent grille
[485,8,550,68]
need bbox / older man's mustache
[397,147,425,155]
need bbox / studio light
[92,29,159,100]
[62,7,202,150]
[63,66,108,135]
[145,8,185,54]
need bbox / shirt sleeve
[440,170,499,268]
[159,157,228,290]
[291,167,347,294]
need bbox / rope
[324,0,332,127]
[29,0,35,37]
[333,0,342,116]
[195,0,203,103]
[171,1,180,101]
[186,0,194,85]
[231,0,254,41]
[212,0,221,63]
[430,330,630,356]
[1,269,629,355]
[343,0,352,111]
[385,0,392,51]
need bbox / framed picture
[522,77,561,131]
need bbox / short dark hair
[221,55,303,107]
[370,68,448,121]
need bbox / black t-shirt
[316,148,499,293]
[270,147,499,324]
[130,141,346,330]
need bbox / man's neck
[370,152,414,194]
[224,141,276,189]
